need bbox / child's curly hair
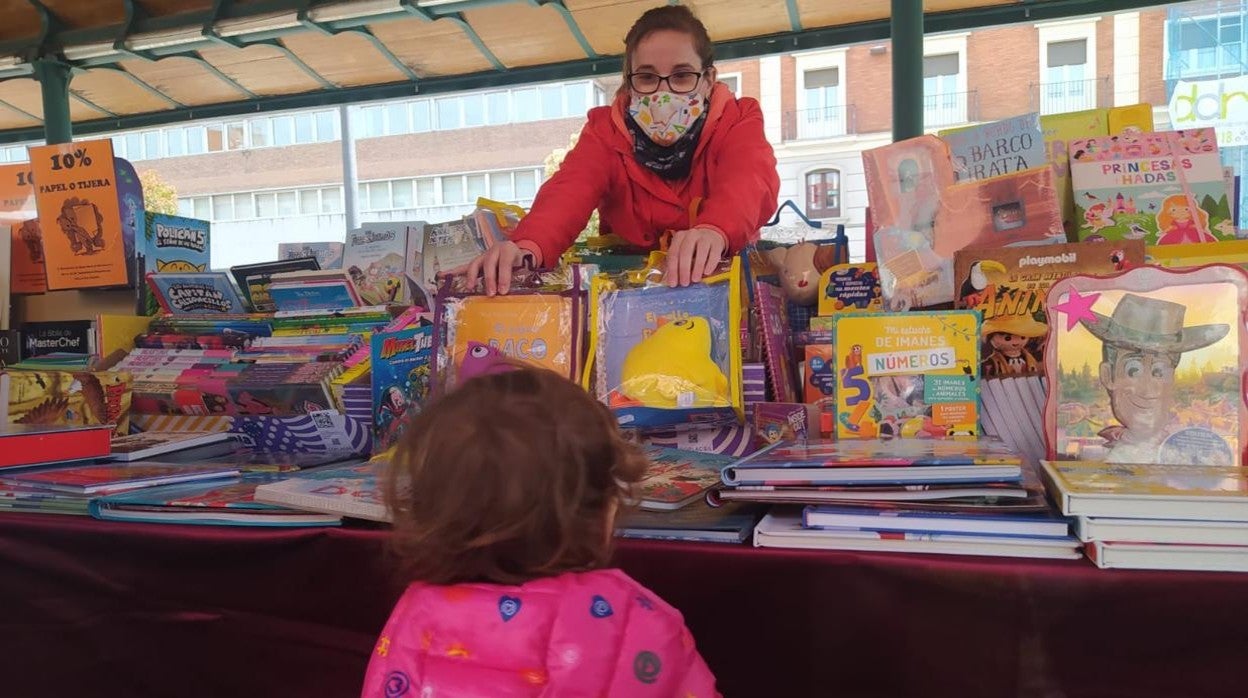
[384,365,648,586]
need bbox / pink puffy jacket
[362,568,720,697]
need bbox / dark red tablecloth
[2,512,1246,698]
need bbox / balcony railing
[1030,77,1111,115]
[782,105,856,141]
[923,90,978,128]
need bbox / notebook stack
[1043,460,1248,571]
[732,439,1081,559]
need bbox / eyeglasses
[628,70,705,95]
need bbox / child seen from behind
[363,366,721,697]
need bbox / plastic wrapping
[585,256,743,429]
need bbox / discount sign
[29,138,128,290]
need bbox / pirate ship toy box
[830,310,980,440]
[1044,264,1248,466]
[954,239,1146,379]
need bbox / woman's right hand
[460,241,532,296]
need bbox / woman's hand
[664,227,726,287]
[458,241,533,296]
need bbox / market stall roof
[0,0,1173,143]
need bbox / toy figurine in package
[435,271,583,394]
[587,257,743,429]
[1045,264,1248,466]
[832,311,980,440]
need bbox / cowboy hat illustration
[1079,293,1227,353]
[983,313,1048,339]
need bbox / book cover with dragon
[6,369,134,436]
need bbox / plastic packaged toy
[1045,263,1248,466]
[585,255,743,429]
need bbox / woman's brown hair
[384,365,648,586]
[621,5,715,85]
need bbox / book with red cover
[0,423,112,469]
[2,461,240,495]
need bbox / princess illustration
[1155,194,1215,245]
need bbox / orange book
[28,139,128,290]
[11,219,46,295]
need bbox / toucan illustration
[959,259,1008,308]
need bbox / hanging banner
[0,162,45,295]
[1169,75,1248,148]
[29,138,129,290]
[0,161,35,221]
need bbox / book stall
[3,101,1248,696]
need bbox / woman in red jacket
[464,5,780,295]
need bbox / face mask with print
[628,91,706,147]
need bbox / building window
[719,73,741,97]
[923,53,964,127]
[1167,13,1244,79]
[805,169,841,219]
[799,67,844,139]
[1042,39,1093,113]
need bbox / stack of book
[728,439,1081,559]
[1043,460,1248,571]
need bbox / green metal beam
[69,91,117,118]
[784,0,803,33]
[32,58,71,144]
[443,13,507,71]
[532,0,598,60]
[0,99,41,124]
[891,0,922,141]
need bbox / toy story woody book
[1070,127,1232,245]
[1044,264,1248,466]
[831,311,980,440]
[953,239,1146,378]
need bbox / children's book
[752,402,812,448]
[140,213,211,314]
[636,445,734,511]
[953,239,1146,378]
[443,294,578,389]
[6,369,134,436]
[832,310,980,439]
[252,458,387,522]
[939,112,1046,182]
[421,218,488,296]
[617,501,764,543]
[1071,127,1231,244]
[1044,264,1248,466]
[1041,108,1109,237]
[753,511,1082,559]
[1041,460,1248,522]
[2,461,240,495]
[106,430,238,462]
[1073,516,1248,546]
[0,423,112,469]
[370,324,434,450]
[266,270,362,312]
[88,472,343,526]
[1085,540,1248,572]
[817,263,882,316]
[716,481,1045,511]
[802,503,1071,538]
[721,439,1021,487]
[344,222,419,305]
[10,219,47,295]
[755,282,798,403]
[147,272,248,315]
[279,241,345,270]
[230,257,321,312]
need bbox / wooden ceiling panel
[137,0,215,18]
[0,79,46,123]
[72,69,175,115]
[199,44,325,95]
[120,56,249,105]
[281,31,409,87]
[0,0,42,42]
[693,0,791,41]
[926,0,1013,12]
[0,108,39,131]
[564,0,658,57]
[366,18,494,78]
[461,4,585,67]
[41,0,126,29]
[796,0,890,29]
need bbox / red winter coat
[512,82,780,266]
